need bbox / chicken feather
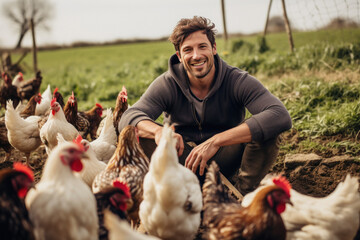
[139,123,202,240]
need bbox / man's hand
[185,137,220,176]
[154,127,184,157]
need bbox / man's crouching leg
[236,136,280,195]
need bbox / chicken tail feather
[203,161,235,205]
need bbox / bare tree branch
[2,0,54,49]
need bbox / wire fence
[269,0,360,31]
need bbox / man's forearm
[136,120,162,139]
[212,122,252,147]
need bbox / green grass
[6,28,360,157]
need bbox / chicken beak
[286,198,293,206]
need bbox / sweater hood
[168,53,226,102]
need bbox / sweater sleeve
[119,74,173,131]
[234,73,292,141]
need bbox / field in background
[12,28,360,159]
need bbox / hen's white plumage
[77,138,107,187]
[242,174,360,240]
[40,100,79,154]
[90,108,117,163]
[104,210,160,240]
[139,124,202,240]
[5,100,42,163]
[35,84,52,116]
[25,141,98,240]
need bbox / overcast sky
[0,0,358,48]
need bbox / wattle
[70,159,83,172]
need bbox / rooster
[91,108,117,163]
[79,103,103,140]
[96,86,128,138]
[35,84,52,116]
[19,93,42,118]
[64,91,91,139]
[40,98,79,154]
[104,210,160,240]
[242,174,360,240]
[95,180,132,240]
[5,100,42,167]
[25,139,98,240]
[202,161,292,240]
[92,125,149,226]
[0,71,21,109]
[0,162,35,240]
[139,124,202,240]
[16,71,42,101]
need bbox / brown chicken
[0,71,21,109]
[64,91,90,139]
[38,87,65,130]
[79,103,103,140]
[16,71,42,101]
[0,162,35,240]
[20,93,42,118]
[202,161,292,240]
[92,125,149,226]
[0,120,13,162]
[95,180,131,240]
[113,86,128,136]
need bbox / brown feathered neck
[64,96,78,124]
[83,104,102,121]
[20,94,40,117]
[247,185,284,215]
[107,125,148,170]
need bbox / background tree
[2,0,53,49]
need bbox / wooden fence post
[221,0,228,49]
[30,18,38,73]
[281,0,294,52]
[263,0,273,37]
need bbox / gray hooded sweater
[119,54,292,144]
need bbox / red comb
[96,103,103,110]
[121,86,127,94]
[113,180,131,198]
[13,162,34,182]
[53,87,58,96]
[72,135,84,151]
[72,91,75,98]
[273,176,291,197]
[19,72,23,77]
[51,97,57,106]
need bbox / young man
[119,16,292,194]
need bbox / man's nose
[192,48,201,59]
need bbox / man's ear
[176,51,181,62]
[212,43,217,55]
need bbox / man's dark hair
[169,16,217,52]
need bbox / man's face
[176,31,217,80]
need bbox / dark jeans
[139,135,280,195]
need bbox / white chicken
[139,124,202,240]
[5,100,42,166]
[242,174,360,240]
[25,140,99,240]
[12,72,23,87]
[104,210,160,240]
[40,98,79,154]
[35,84,52,116]
[56,133,106,188]
[78,137,107,187]
[90,108,117,163]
